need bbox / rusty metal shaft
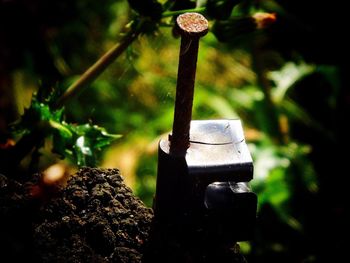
[170,13,208,155]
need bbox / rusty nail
[170,12,209,156]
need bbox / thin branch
[162,7,206,18]
[55,19,145,108]
[4,20,147,172]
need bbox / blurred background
[0,0,348,262]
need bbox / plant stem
[55,7,207,108]
[2,19,146,173]
[55,19,145,108]
[162,7,206,18]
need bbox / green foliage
[55,123,121,167]
[206,0,242,20]
[127,0,163,20]
[251,141,315,230]
[12,95,121,167]
[13,97,64,136]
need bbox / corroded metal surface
[170,13,208,155]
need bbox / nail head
[176,13,209,37]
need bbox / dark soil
[0,167,246,263]
[0,168,153,263]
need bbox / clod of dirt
[1,167,247,263]
[0,168,153,263]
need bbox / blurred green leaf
[49,120,73,139]
[127,0,163,20]
[251,140,315,230]
[268,62,315,103]
[206,0,242,20]
[229,86,264,110]
[196,88,239,118]
[212,16,257,42]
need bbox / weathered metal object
[154,13,257,242]
[170,13,208,155]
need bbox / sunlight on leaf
[268,62,314,103]
[48,120,73,139]
[238,241,251,254]
[229,86,264,110]
[74,136,93,166]
[196,88,239,118]
[249,144,289,182]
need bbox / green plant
[0,0,273,175]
